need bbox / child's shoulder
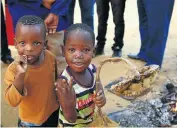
[44,50,57,64]
[45,50,56,59]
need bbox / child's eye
[19,41,25,46]
[33,42,41,46]
[83,49,90,53]
[69,48,75,52]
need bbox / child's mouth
[27,56,35,61]
[74,62,84,67]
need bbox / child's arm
[4,56,28,107]
[55,77,77,123]
[91,64,106,107]
[94,79,106,108]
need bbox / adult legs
[110,0,126,57]
[1,3,14,64]
[110,0,126,51]
[145,0,175,67]
[79,0,95,30]
[128,0,149,61]
[68,0,76,26]
[95,0,110,55]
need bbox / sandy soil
[1,1,177,126]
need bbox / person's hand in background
[42,0,55,9]
[44,13,59,34]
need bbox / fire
[171,102,177,113]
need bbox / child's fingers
[23,55,27,64]
[55,82,67,94]
[95,97,105,104]
[19,55,27,65]
[95,94,104,101]
[96,90,103,98]
[94,95,106,107]
[95,100,106,107]
[69,77,73,88]
[55,79,67,89]
[61,79,67,88]
[96,90,103,96]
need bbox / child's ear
[44,40,48,50]
[14,38,17,49]
[61,45,65,57]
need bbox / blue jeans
[18,109,59,127]
[137,0,175,67]
[68,0,95,30]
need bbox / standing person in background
[7,0,71,34]
[68,0,95,30]
[128,0,175,68]
[1,2,14,64]
[95,0,126,57]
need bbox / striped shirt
[58,64,96,127]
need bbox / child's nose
[75,51,83,58]
[26,44,33,51]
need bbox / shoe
[112,49,122,57]
[95,45,104,56]
[128,53,145,61]
[1,55,14,64]
[144,63,150,66]
[144,63,161,69]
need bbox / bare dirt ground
[1,1,177,126]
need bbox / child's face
[15,24,46,65]
[64,32,94,73]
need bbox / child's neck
[69,68,87,78]
[69,67,93,88]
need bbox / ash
[108,99,175,127]
[108,82,177,127]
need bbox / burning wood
[161,83,177,114]
[171,102,177,113]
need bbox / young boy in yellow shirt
[4,15,59,127]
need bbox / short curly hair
[64,23,95,45]
[16,15,46,38]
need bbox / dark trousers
[137,0,174,67]
[96,0,126,50]
[18,109,59,127]
[68,0,95,30]
[1,3,11,60]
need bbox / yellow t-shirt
[4,50,59,125]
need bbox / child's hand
[55,77,77,122]
[13,55,27,95]
[16,55,28,74]
[55,77,76,108]
[93,90,106,108]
